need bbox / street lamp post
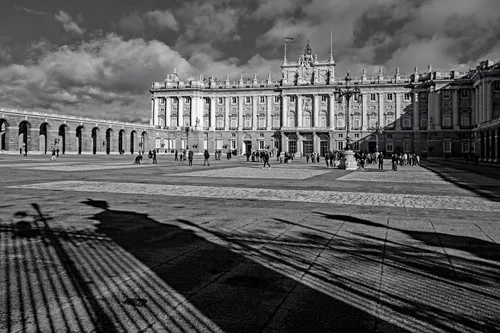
[336,72,360,170]
[373,121,383,153]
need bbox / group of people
[390,152,420,171]
[134,149,157,164]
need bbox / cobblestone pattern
[173,167,331,180]
[11,180,500,212]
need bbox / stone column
[281,133,287,153]
[480,84,485,124]
[178,97,184,127]
[149,97,155,126]
[191,96,198,128]
[434,91,441,130]
[493,129,498,162]
[154,98,160,127]
[362,94,368,131]
[378,93,384,127]
[297,133,302,156]
[282,95,288,128]
[471,89,476,126]
[210,97,216,130]
[238,97,243,130]
[165,97,171,128]
[266,96,272,130]
[486,82,493,121]
[252,96,258,130]
[328,94,335,129]
[452,90,459,129]
[224,97,230,130]
[395,93,402,130]
[313,132,319,153]
[413,92,419,130]
[297,95,303,127]
[313,95,319,128]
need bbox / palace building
[150,41,500,161]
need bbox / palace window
[421,141,427,152]
[387,93,393,101]
[184,97,190,104]
[353,114,360,129]
[494,81,500,91]
[353,142,360,151]
[288,113,296,127]
[172,98,178,105]
[420,115,427,129]
[259,96,265,104]
[204,98,210,104]
[159,98,165,105]
[230,115,237,128]
[218,97,223,104]
[274,96,280,103]
[170,115,177,127]
[442,91,450,100]
[386,142,394,153]
[272,115,280,128]
[244,115,251,128]
[444,141,451,153]
[203,115,209,128]
[231,97,237,104]
[403,114,411,128]
[442,113,452,127]
[461,90,469,99]
[289,96,296,103]
[369,113,377,128]
[354,133,360,138]
[245,96,251,104]
[403,141,410,152]
[216,115,224,128]
[337,141,344,151]
[320,114,327,127]
[461,112,470,127]
[321,95,328,102]
[230,140,236,149]
[404,93,410,101]
[259,141,265,150]
[336,114,345,128]
[462,141,470,153]
[258,114,266,128]
[303,113,311,127]
[338,133,343,138]
[370,94,376,102]
[385,113,395,127]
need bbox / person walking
[152,149,157,164]
[188,150,194,166]
[174,150,178,161]
[378,153,384,170]
[263,151,271,168]
[51,148,57,161]
[203,149,210,166]
[391,154,398,171]
[325,152,330,168]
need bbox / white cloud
[0,45,11,63]
[14,6,49,16]
[54,10,86,35]
[144,10,179,31]
[118,12,145,34]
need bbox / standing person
[23,142,27,157]
[391,154,398,171]
[306,153,310,163]
[188,150,194,166]
[329,151,334,167]
[56,148,59,157]
[174,150,178,161]
[148,150,153,164]
[325,152,330,168]
[203,149,210,166]
[378,153,384,170]
[246,150,251,162]
[152,150,157,164]
[51,148,57,161]
[263,151,271,169]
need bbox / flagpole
[330,31,332,56]
[284,39,287,63]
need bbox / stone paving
[1,154,500,333]
[172,166,331,180]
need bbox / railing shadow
[420,160,500,202]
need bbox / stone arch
[39,122,50,154]
[140,131,148,152]
[1,118,10,151]
[105,128,113,154]
[242,133,252,140]
[118,129,126,153]
[76,125,84,154]
[91,127,99,154]
[18,120,32,154]
[130,130,137,154]
[58,124,70,154]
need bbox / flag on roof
[285,37,294,43]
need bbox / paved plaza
[1,154,500,333]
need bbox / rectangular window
[288,140,297,154]
[354,133,360,138]
[289,96,296,103]
[461,90,469,99]
[231,140,236,149]
[155,139,161,148]
[159,99,165,105]
[386,142,394,153]
[184,97,190,104]
[387,93,393,101]
[353,142,360,151]
[218,97,223,104]
[403,141,410,152]
[321,95,328,102]
[231,97,237,104]
[444,140,453,153]
[259,141,265,150]
[462,141,469,153]
[245,96,251,104]
[274,96,280,103]
[215,139,223,150]
[421,141,427,152]
[443,91,450,100]
[337,141,344,151]
[259,96,265,103]
[370,94,376,102]
[494,81,500,91]
[404,93,410,101]
[338,133,343,138]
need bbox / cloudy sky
[0,0,499,124]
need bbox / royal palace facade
[150,42,500,161]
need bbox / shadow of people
[82,199,409,332]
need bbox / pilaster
[224,97,230,130]
[210,97,216,130]
[486,82,493,121]
[328,94,335,129]
[150,98,155,126]
[297,95,303,127]
[266,96,272,130]
[434,91,441,130]
[395,93,402,131]
[452,90,459,129]
[378,93,384,127]
[252,96,258,130]
[313,95,319,128]
[178,97,184,127]
[471,89,476,126]
[412,92,419,131]
[154,97,160,127]
[362,94,368,131]
[166,97,171,128]
[282,95,288,127]
[238,97,243,130]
